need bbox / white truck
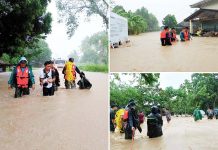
[110,12,128,48]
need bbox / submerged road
[0,69,108,150]
[111,117,218,150]
[110,32,218,72]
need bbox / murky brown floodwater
[0,69,108,150]
[110,32,218,72]
[111,116,218,150]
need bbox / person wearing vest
[62,58,80,89]
[184,27,191,41]
[8,57,35,98]
[160,26,168,46]
[40,61,56,96]
[50,60,60,91]
[124,101,142,140]
[180,27,190,41]
[147,106,163,138]
[170,28,178,42]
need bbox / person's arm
[62,66,66,74]
[8,67,16,88]
[75,66,81,74]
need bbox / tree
[162,14,177,28]
[80,31,108,64]
[135,7,159,31]
[113,6,148,35]
[0,0,52,60]
[56,0,109,37]
[1,39,52,66]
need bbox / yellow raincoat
[65,61,76,81]
[115,108,125,132]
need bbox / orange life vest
[160,30,166,38]
[184,31,189,40]
[123,110,129,121]
[16,66,29,88]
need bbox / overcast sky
[159,73,192,89]
[45,1,105,59]
[113,0,201,25]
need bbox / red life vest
[16,66,29,88]
[184,31,189,40]
[160,30,166,38]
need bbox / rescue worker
[110,104,118,132]
[193,108,202,121]
[123,101,142,140]
[40,61,56,96]
[170,28,178,42]
[50,60,60,91]
[147,106,163,138]
[184,27,191,41]
[8,57,35,98]
[160,26,168,46]
[180,27,191,41]
[115,107,125,133]
[62,58,80,89]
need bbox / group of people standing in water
[160,26,191,46]
[110,100,172,140]
[8,57,92,98]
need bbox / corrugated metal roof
[191,0,215,8]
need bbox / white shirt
[40,69,53,88]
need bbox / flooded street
[110,32,218,72]
[111,117,218,150]
[0,69,108,150]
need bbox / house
[184,0,218,34]
[0,60,10,72]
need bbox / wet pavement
[0,69,108,150]
[110,32,218,72]
[110,116,218,150]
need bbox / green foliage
[110,73,218,115]
[80,31,108,65]
[162,14,177,28]
[78,64,108,73]
[112,5,159,35]
[56,0,109,37]
[0,0,52,60]
[135,7,159,31]
[0,39,52,66]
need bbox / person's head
[19,57,28,68]
[44,61,52,71]
[185,27,189,31]
[111,104,118,111]
[129,101,136,110]
[69,58,74,62]
[50,60,54,68]
[164,26,169,31]
[151,106,159,114]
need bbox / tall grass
[78,64,108,73]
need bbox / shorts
[43,86,54,96]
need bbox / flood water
[110,32,218,72]
[0,69,108,150]
[111,116,218,150]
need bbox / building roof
[184,9,218,21]
[191,0,215,8]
